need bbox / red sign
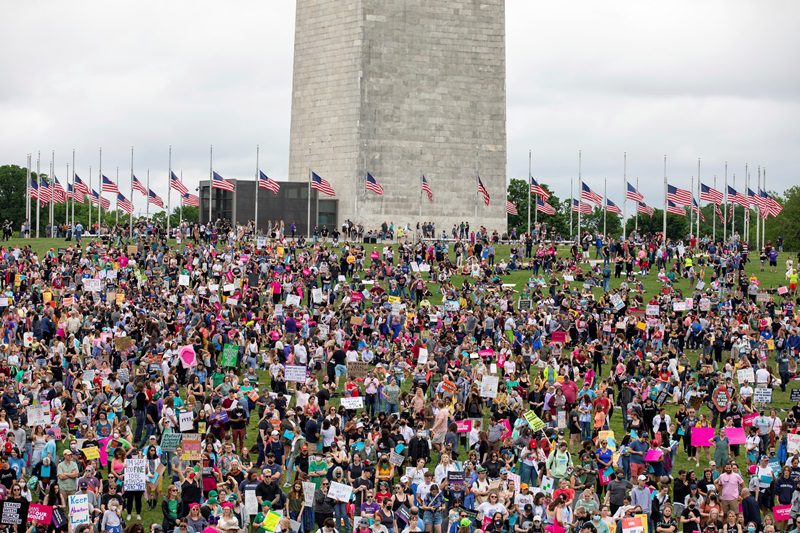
[27,504,53,524]
[455,420,472,433]
[551,331,566,344]
[351,292,363,302]
[774,505,791,521]
[478,349,494,358]
[711,386,730,412]
[743,412,758,428]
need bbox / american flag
[572,198,592,214]
[258,171,280,194]
[421,175,433,202]
[212,171,236,192]
[310,172,335,196]
[666,200,686,216]
[101,175,118,193]
[38,179,52,204]
[68,184,85,204]
[73,175,89,195]
[505,200,518,215]
[762,190,783,217]
[91,189,110,209]
[476,176,490,206]
[53,178,67,204]
[117,193,134,214]
[182,192,200,207]
[747,188,765,212]
[715,203,724,223]
[605,198,622,215]
[580,182,603,205]
[29,178,39,200]
[148,189,164,208]
[691,199,705,221]
[132,175,148,196]
[536,197,555,215]
[626,182,644,202]
[170,171,189,195]
[667,184,692,205]
[727,185,748,207]
[365,173,384,196]
[530,177,550,200]
[700,183,723,204]
[637,202,654,216]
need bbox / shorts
[432,432,445,445]
[423,512,443,526]
[335,364,348,377]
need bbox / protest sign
[180,433,201,460]
[285,365,307,383]
[245,490,259,515]
[455,420,473,433]
[179,345,197,368]
[737,368,755,383]
[68,494,90,527]
[774,505,791,521]
[340,396,364,410]
[264,511,282,532]
[480,375,499,398]
[286,294,301,307]
[27,406,51,427]
[644,449,663,462]
[326,481,353,502]
[347,362,370,379]
[123,459,147,491]
[26,503,52,524]
[160,432,183,452]
[1,500,27,525]
[753,388,773,404]
[524,410,545,432]
[179,410,194,432]
[622,515,648,533]
[83,278,101,292]
[389,450,405,467]
[690,427,715,447]
[312,288,323,304]
[540,476,554,495]
[447,471,466,490]
[787,434,800,454]
[302,482,316,508]
[725,427,747,445]
[179,274,190,286]
[81,446,100,460]
[221,344,238,367]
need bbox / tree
[506,179,570,238]
[626,209,689,241]
[152,206,199,228]
[0,165,29,228]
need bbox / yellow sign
[82,446,100,460]
[264,511,282,532]
[387,296,401,304]
[116,292,125,305]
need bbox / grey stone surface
[288,0,507,234]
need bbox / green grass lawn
[5,237,798,527]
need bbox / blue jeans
[333,502,351,533]
[519,462,537,486]
[581,421,592,441]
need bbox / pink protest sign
[179,345,197,368]
[27,504,53,524]
[455,420,473,433]
[743,413,758,427]
[551,331,566,344]
[644,449,663,462]
[500,419,512,440]
[724,427,746,445]
[690,427,715,447]
[478,349,494,358]
[774,505,791,521]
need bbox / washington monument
[288,0,507,233]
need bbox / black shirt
[681,507,701,533]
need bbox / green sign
[221,344,238,367]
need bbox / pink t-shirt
[717,472,743,500]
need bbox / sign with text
[340,396,364,410]
[285,365,307,383]
[123,459,147,491]
[68,494,90,528]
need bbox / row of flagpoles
[24,148,199,239]
[514,152,783,249]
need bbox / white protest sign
[418,348,428,365]
[753,388,773,404]
[83,278,101,292]
[788,434,800,455]
[179,274,190,286]
[123,459,147,491]
[179,410,194,432]
[68,493,90,527]
[286,294,301,307]
[302,482,316,507]
[673,301,686,312]
[312,289,323,304]
[27,406,51,427]
[737,368,755,383]
[285,365,307,383]
[340,396,364,410]
[646,305,660,317]
[245,490,259,515]
[326,481,353,502]
[480,375,499,398]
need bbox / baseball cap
[533,516,542,523]
[400,476,409,483]
[638,475,647,481]
[460,519,472,528]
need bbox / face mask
[593,516,601,522]
[748,528,755,533]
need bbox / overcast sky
[2,1,798,213]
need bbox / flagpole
[577,150,582,245]
[65,163,69,229]
[50,151,55,238]
[635,177,639,234]
[167,145,172,237]
[763,168,768,245]
[35,153,41,239]
[115,167,120,227]
[87,165,92,231]
[622,152,627,241]
[757,166,762,251]
[696,159,700,241]
[689,175,694,243]
[662,155,667,245]
[731,172,736,242]
[98,148,103,234]
[130,146,134,240]
[25,154,30,238]
[723,162,727,243]
[180,171,184,228]
[603,177,607,238]
[529,149,536,235]
[474,148,479,220]
[744,163,749,244]
[712,175,717,243]
[307,168,312,240]
[254,145,260,234]
[208,145,213,226]
[71,149,76,233]
[146,169,151,219]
